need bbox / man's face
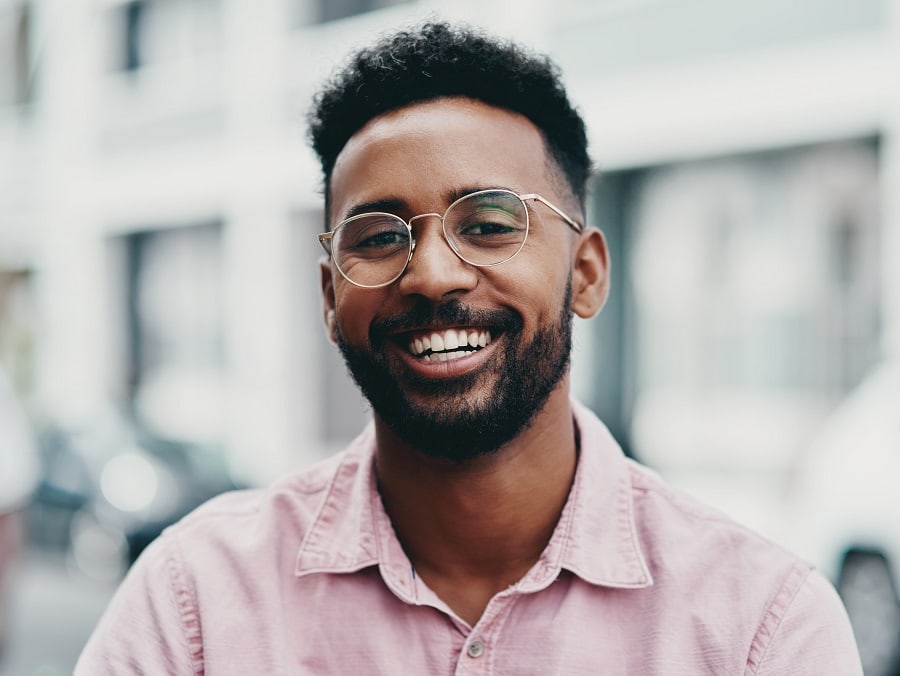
[323,98,583,461]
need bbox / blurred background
[1,0,899,673]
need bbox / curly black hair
[307,21,591,217]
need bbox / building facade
[1,0,898,487]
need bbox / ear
[570,228,610,319]
[319,257,339,344]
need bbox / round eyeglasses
[318,188,583,288]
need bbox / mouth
[404,327,494,362]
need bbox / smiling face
[321,98,608,461]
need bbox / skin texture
[320,97,610,625]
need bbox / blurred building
[1,0,898,490]
[4,0,900,670]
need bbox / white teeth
[408,327,494,357]
[424,350,467,362]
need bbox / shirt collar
[294,424,382,575]
[295,400,652,594]
[294,424,421,601]
[547,400,653,589]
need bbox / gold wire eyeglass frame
[317,188,584,289]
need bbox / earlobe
[570,228,610,319]
[319,258,339,344]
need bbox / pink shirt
[77,402,862,674]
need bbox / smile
[407,328,493,362]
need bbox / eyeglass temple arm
[317,232,333,255]
[521,194,584,233]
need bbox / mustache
[369,300,522,347]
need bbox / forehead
[329,98,557,219]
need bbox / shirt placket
[451,585,526,676]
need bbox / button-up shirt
[76,401,862,674]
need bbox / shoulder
[149,438,374,582]
[75,442,376,673]
[747,566,862,674]
[626,458,809,600]
[179,449,347,523]
[625,460,861,673]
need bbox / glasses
[318,188,583,288]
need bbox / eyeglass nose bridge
[403,199,532,274]
[403,211,469,269]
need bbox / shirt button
[467,639,486,658]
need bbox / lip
[387,329,502,380]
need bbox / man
[77,22,862,674]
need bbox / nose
[396,216,478,300]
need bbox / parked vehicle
[26,408,240,581]
[791,362,900,676]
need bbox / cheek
[333,287,379,342]
[501,254,572,317]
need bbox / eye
[459,220,519,236]
[338,216,410,254]
[356,229,408,248]
[452,204,526,246]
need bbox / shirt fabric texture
[76,401,862,675]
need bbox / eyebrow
[341,185,517,222]
[343,198,406,220]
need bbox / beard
[336,281,573,463]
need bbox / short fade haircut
[307,21,591,219]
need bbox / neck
[373,384,578,624]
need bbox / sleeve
[747,566,863,676]
[74,533,204,675]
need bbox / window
[0,268,35,395]
[123,222,225,445]
[591,139,880,469]
[0,1,33,106]
[295,0,414,25]
[115,0,222,72]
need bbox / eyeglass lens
[331,190,528,286]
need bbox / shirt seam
[166,531,206,675]
[744,561,812,675]
[616,464,653,586]
[482,589,524,670]
[177,500,261,525]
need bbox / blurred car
[26,408,240,581]
[791,362,900,676]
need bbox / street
[0,551,115,676]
